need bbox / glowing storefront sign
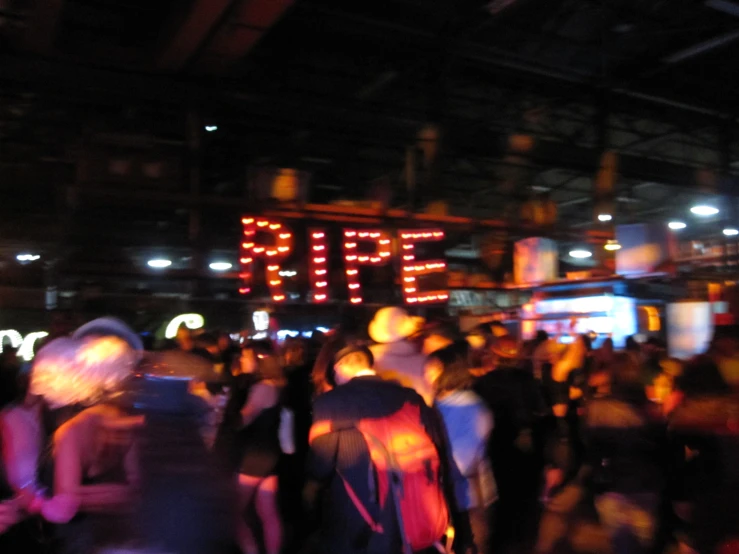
[528,295,637,348]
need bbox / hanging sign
[239,216,448,304]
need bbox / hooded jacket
[370,340,428,396]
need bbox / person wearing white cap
[368,307,429,398]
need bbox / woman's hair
[311,335,346,393]
[677,355,731,397]
[428,341,473,394]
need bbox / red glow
[399,228,448,305]
[341,228,392,303]
[241,217,294,302]
[309,227,330,303]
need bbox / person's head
[422,323,460,357]
[196,333,219,357]
[489,321,508,338]
[0,345,19,368]
[333,344,374,386]
[490,335,520,368]
[312,336,344,394]
[535,330,549,344]
[176,325,194,351]
[283,338,307,368]
[368,306,423,345]
[580,333,593,353]
[625,335,641,353]
[236,341,282,382]
[601,337,614,353]
[216,332,232,353]
[424,341,472,396]
[677,354,731,398]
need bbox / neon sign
[240,217,448,304]
[0,330,49,361]
[164,313,205,339]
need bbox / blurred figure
[593,337,615,371]
[474,335,542,552]
[709,324,739,389]
[29,318,143,554]
[280,338,318,552]
[231,344,287,554]
[306,342,460,554]
[535,331,590,554]
[421,322,459,357]
[368,307,427,396]
[176,325,195,353]
[669,355,739,554]
[104,350,236,554]
[625,335,641,355]
[0,363,47,552]
[425,342,497,554]
[585,352,666,554]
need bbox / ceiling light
[147,259,172,269]
[604,241,621,251]
[16,253,40,263]
[204,125,218,132]
[691,205,719,216]
[597,214,613,222]
[209,262,233,271]
[723,227,739,236]
[569,249,592,259]
[668,221,687,230]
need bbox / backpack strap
[335,468,384,534]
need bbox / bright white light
[209,262,233,271]
[278,270,297,277]
[252,332,267,340]
[205,125,218,132]
[723,227,739,236]
[16,253,40,262]
[147,259,172,269]
[597,214,612,222]
[604,241,621,251]
[316,327,330,333]
[17,332,48,361]
[165,313,205,339]
[253,311,269,332]
[0,330,24,354]
[277,330,300,340]
[668,221,686,230]
[691,205,719,216]
[569,249,592,259]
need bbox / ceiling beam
[193,0,295,74]
[156,0,237,71]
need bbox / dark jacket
[308,376,455,554]
[584,391,666,495]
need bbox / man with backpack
[306,342,465,554]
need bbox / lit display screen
[528,295,637,348]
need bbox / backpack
[341,401,451,553]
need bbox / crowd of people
[0,308,738,554]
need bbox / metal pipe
[662,29,739,64]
